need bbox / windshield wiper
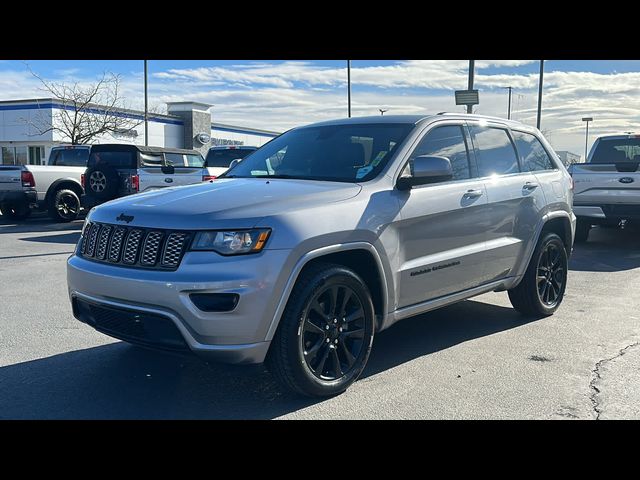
[252,174,303,179]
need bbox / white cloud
[4,60,640,158]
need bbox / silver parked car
[67,114,575,397]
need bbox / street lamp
[582,117,593,161]
[379,109,388,116]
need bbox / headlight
[190,228,271,255]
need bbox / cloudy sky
[2,59,640,158]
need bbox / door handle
[523,182,539,190]
[463,189,483,198]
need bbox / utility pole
[536,60,544,129]
[503,86,513,119]
[582,117,593,161]
[467,60,475,114]
[144,59,149,146]
[347,60,352,118]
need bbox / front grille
[79,222,190,270]
[73,297,189,352]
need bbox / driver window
[402,125,471,181]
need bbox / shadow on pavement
[0,211,84,234]
[362,299,534,378]
[0,299,534,419]
[569,225,640,272]
[20,232,81,244]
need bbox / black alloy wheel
[301,284,366,380]
[536,242,565,308]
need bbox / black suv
[82,144,207,208]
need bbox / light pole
[502,86,513,119]
[582,117,593,161]
[144,60,149,146]
[536,60,544,129]
[379,109,388,116]
[347,60,351,118]
[467,60,475,114]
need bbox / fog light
[189,293,239,312]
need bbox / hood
[88,178,362,229]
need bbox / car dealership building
[0,99,280,165]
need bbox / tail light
[203,175,216,182]
[21,170,35,188]
[131,174,139,192]
[81,174,85,189]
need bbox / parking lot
[0,212,639,419]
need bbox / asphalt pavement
[0,212,638,419]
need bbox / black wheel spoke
[338,341,356,368]
[339,288,352,317]
[304,339,324,364]
[303,320,325,335]
[330,347,342,377]
[310,299,326,319]
[344,307,364,323]
[328,286,339,317]
[314,345,331,376]
[342,327,365,339]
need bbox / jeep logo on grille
[116,213,134,223]
[619,177,634,184]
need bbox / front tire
[508,232,568,317]
[48,188,80,222]
[0,202,31,221]
[267,263,375,397]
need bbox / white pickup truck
[0,145,87,222]
[570,133,640,242]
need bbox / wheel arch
[264,242,389,341]
[45,178,83,206]
[509,211,573,289]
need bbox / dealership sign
[455,89,479,106]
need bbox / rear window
[165,153,204,167]
[205,148,256,168]
[591,138,640,163]
[469,125,520,177]
[50,148,89,167]
[89,150,136,169]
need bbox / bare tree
[27,66,143,145]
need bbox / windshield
[222,123,414,182]
[591,138,640,163]
[205,148,256,168]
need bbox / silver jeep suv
[67,114,575,397]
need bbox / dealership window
[2,147,14,165]
[28,146,45,165]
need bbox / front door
[394,124,490,308]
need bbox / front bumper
[67,248,294,364]
[0,189,38,208]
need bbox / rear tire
[0,202,31,221]
[574,219,591,243]
[508,232,568,317]
[48,188,80,222]
[266,263,375,397]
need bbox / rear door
[467,122,546,283]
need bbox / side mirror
[228,158,243,169]
[396,155,453,190]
